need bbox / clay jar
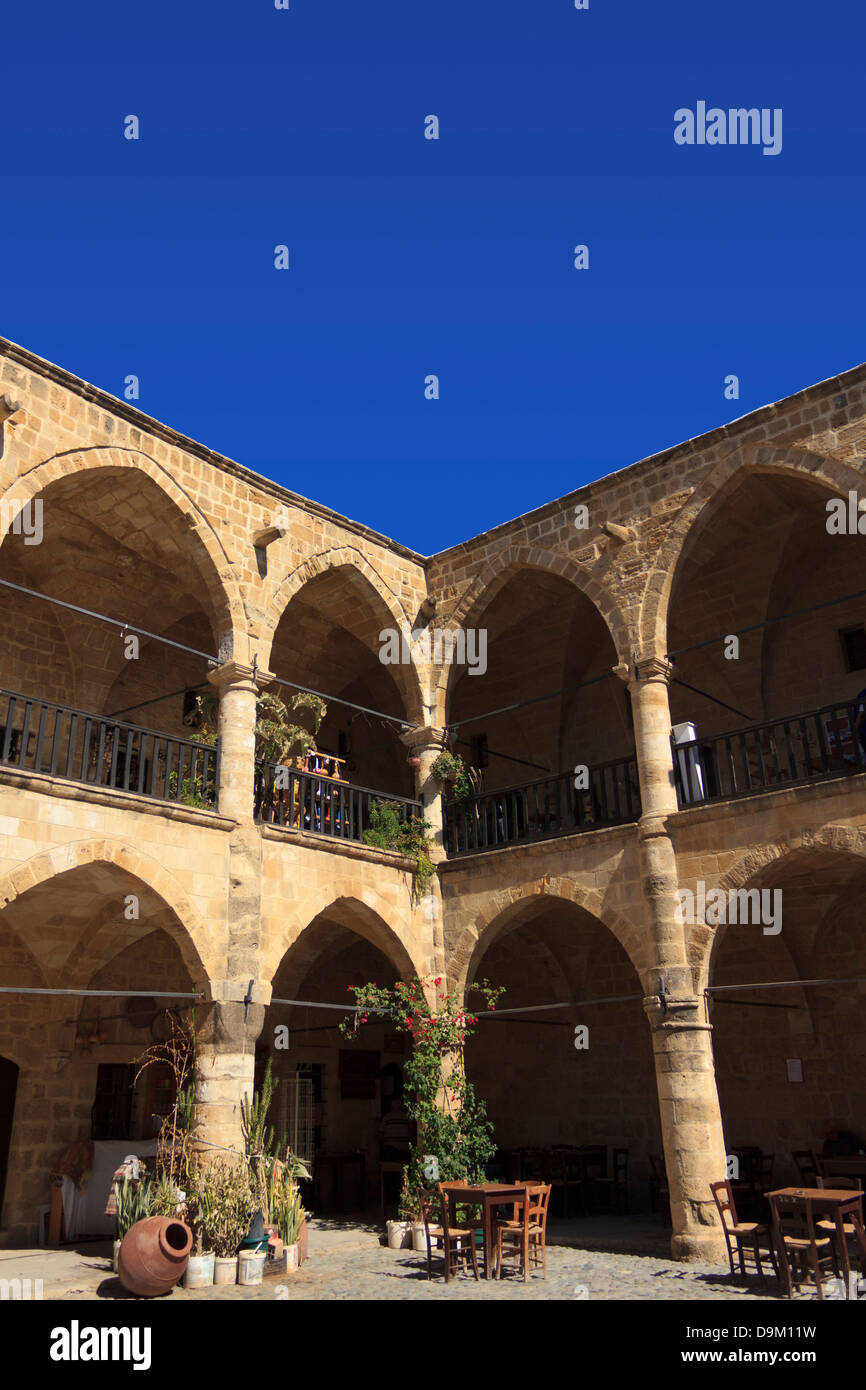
[117,1217,193,1297]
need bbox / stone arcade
[1,336,865,1262]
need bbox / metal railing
[443,755,641,857]
[672,699,866,808]
[254,761,423,843]
[0,688,219,808]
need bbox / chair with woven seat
[769,1190,840,1300]
[495,1183,551,1282]
[710,1179,777,1284]
[814,1175,865,1252]
[420,1185,479,1283]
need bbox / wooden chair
[814,1175,865,1244]
[792,1149,820,1186]
[710,1179,777,1284]
[649,1153,671,1226]
[769,1191,840,1300]
[592,1148,629,1214]
[419,1185,479,1283]
[494,1183,550,1282]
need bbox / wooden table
[446,1183,527,1280]
[768,1187,866,1298]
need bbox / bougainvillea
[339,975,505,1212]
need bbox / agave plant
[116,1176,152,1239]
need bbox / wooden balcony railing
[0,688,219,808]
[254,761,423,844]
[671,699,866,807]
[443,756,641,857]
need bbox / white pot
[411,1222,427,1252]
[284,1242,300,1271]
[213,1255,238,1285]
[112,1239,121,1273]
[183,1252,215,1288]
[238,1250,266,1286]
[386,1220,411,1250]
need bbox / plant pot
[284,1242,300,1271]
[386,1220,411,1250]
[183,1251,215,1288]
[111,1239,121,1273]
[213,1255,238,1286]
[117,1217,193,1298]
[298,1218,308,1265]
[411,1222,427,1252]
[238,1249,267,1286]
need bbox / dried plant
[133,1008,196,1193]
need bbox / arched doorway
[0,858,205,1242]
[462,896,657,1210]
[709,844,866,1184]
[265,900,418,1213]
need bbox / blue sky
[2,0,864,553]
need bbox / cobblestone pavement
[47,1240,799,1302]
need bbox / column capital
[643,992,711,1032]
[631,654,674,686]
[207,660,274,692]
[401,725,448,755]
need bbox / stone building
[1,334,865,1261]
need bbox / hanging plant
[363,801,435,899]
[430,751,474,803]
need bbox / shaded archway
[706,841,866,1183]
[0,857,206,1239]
[462,895,657,1204]
[264,559,423,798]
[445,563,633,798]
[0,456,240,742]
[263,899,418,1212]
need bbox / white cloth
[62,1139,159,1238]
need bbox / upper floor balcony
[4,681,863,864]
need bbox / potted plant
[430,749,464,787]
[386,1169,414,1250]
[183,1167,217,1288]
[206,1159,258,1285]
[270,1150,311,1272]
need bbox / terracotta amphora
[117,1217,193,1297]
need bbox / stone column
[193,987,268,1162]
[401,726,447,861]
[401,726,447,976]
[207,660,271,823]
[199,664,273,1159]
[629,655,727,1261]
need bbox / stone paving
[2,1215,810,1301]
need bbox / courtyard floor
[0,1212,813,1301]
